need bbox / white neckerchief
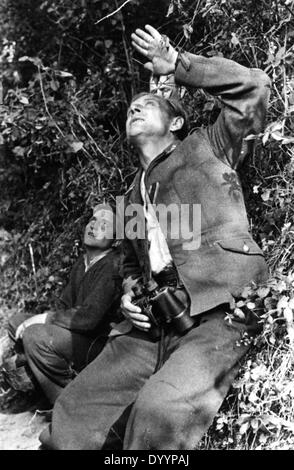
[84,248,112,273]
[140,172,172,274]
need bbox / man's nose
[130,104,142,115]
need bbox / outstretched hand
[131,25,178,76]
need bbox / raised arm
[174,52,271,168]
[132,25,271,169]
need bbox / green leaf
[267,121,283,133]
[241,286,253,298]
[18,56,42,66]
[70,141,84,153]
[19,96,29,105]
[12,146,25,157]
[276,280,287,293]
[274,45,286,66]
[234,307,245,319]
[271,131,284,141]
[50,80,59,91]
[262,131,270,145]
[277,295,289,312]
[281,136,294,145]
[167,2,174,17]
[231,33,240,47]
[251,418,260,429]
[57,71,73,78]
[183,24,193,40]
[261,189,271,202]
[247,302,256,310]
[239,421,249,435]
[257,286,270,298]
[105,40,113,48]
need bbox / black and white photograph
[0,0,293,454]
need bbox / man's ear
[169,116,184,133]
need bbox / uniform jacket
[46,249,122,336]
[123,52,271,317]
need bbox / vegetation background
[0,0,294,449]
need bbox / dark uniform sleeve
[46,253,121,334]
[175,52,271,169]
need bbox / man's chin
[127,132,145,147]
[84,239,98,248]
[84,240,110,250]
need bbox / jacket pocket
[215,237,264,256]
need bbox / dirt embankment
[0,406,48,450]
[0,307,48,450]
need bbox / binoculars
[133,279,194,339]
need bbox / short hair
[130,92,189,140]
[91,203,116,239]
[92,203,115,217]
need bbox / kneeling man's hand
[15,313,48,341]
[121,292,151,332]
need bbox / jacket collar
[126,142,178,204]
[145,142,178,178]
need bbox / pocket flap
[216,238,264,256]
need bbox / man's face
[126,94,171,143]
[83,210,114,250]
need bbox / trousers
[8,313,106,404]
[39,306,259,450]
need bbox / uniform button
[243,243,250,253]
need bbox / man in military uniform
[40,25,270,449]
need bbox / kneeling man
[0,205,121,404]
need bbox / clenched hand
[120,291,151,332]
